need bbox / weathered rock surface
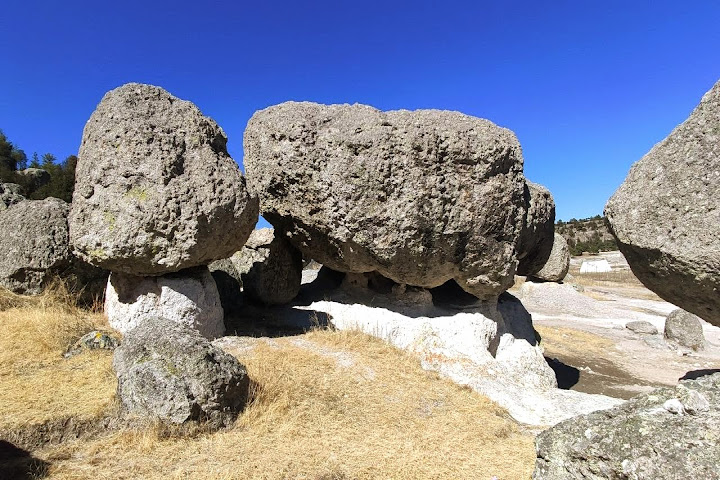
[64,330,120,358]
[235,228,302,305]
[70,83,259,276]
[665,308,706,351]
[517,181,555,276]
[626,320,658,335]
[605,79,720,326]
[244,102,527,300]
[534,373,720,480]
[530,233,570,282]
[105,267,224,339]
[0,183,25,210]
[0,198,70,294]
[113,317,249,427]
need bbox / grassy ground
[1,286,536,480]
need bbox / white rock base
[105,267,224,339]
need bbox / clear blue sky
[1,1,718,225]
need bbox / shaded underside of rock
[516,181,555,276]
[105,267,224,339]
[234,228,303,305]
[534,373,720,479]
[244,102,527,300]
[530,233,570,282]
[70,83,259,276]
[113,317,249,428]
[605,79,720,326]
[208,258,243,315]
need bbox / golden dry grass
[535,324,615,359]
[35,329,534,479]
[0,285,117,433]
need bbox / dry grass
[0,285,116,433]
[36,329,534,479]
[535,325,615,360]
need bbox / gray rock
[64,330,120,358]
[105,267,224,339]
[113,317,249,427]
[534,373,720,480]
[208,258,243,315]
[665,308,705,351]
[516,181,555,276]
[0,183,25,210]
[244,102,527,300]
[530,233,570,282]
[0,198,71,294]
[626,320,659,335]
[234,228,302,305]
[605,80,720,326]
[70,83,259,276]
[17,168,51,192]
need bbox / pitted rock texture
[113,317,249,428]
[235,228,303,305]
[244,102,527,300]
[605,79,720,326]
[516,181,555,276]
[530,233,570,282]
[534,373,720,480]
[0,183,25,210]
[665,308,706,351]
[105,267,224,339]
[70,83,259,276]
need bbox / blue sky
[1,1,718,224]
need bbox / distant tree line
[0,129,76,202]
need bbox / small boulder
[665,308,705,351]
[234,228,302,305]
[0,183,25,210]
[105,267,224,339]
[70,83,259,276]
[16,168,51,192]
[516,181,555,276]
[64,330,120,358]
[529,233,570,282]
[626,320,658,335]
[534,373,720,479]
[113,317,249,427]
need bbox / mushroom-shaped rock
[113,317,249,428]
[105,267,224,339]
[605,79,720,326]
[516,181,556,276]
[244,102,527,300]
[70,83,259,276]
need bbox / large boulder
[70,83,259,276]
[516,181,555,276]
[534,372,720,479]
[530,233,570,282]
[105,267,224,339]
[0,182,25,210]
[244,102,527,300]
[113,317,249,427]
[605,80,720,326]
[664,308,705,351]
[235,228,303,305]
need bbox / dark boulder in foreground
[534,373,720,480]
[113,317,249,428]
[605,79,720,326]
[245,102,527,300]
[70,83,258,276]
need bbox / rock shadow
[0,440,49,479]
[545,357,581,390]
[680,369,720,381]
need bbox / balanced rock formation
[245,102,527,300]
[665,308,705,351]
[534,372,720,479]
[235,228,303,305]
[529,233,570,282]
[105,267,224,339]
[0,183,24,210]
[70,83,259,276]
[516,181,555,276]
[605,80,720,326]
[113,317,249,428]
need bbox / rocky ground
[514,251,720,400]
